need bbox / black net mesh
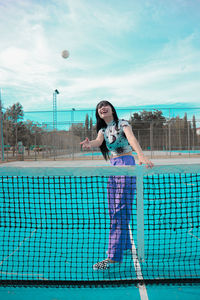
[0,172,199,286]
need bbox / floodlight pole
[53,90,59,160]
[0,89,4,161]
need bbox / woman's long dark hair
[95,100,119,160]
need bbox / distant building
[196,128,200,136]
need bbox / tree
[69,123,84,139]
[85,114,89,138]
[183,113,188,149]
[3,103,48,156]
[23,120,38,154]
[192,115,197,149]
[3,103,24,154]
[5,102,24,123]
[130,110,166,150]
[171,116,182,150]
[89,117,93,139]
[166,113,194,151]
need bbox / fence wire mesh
[1,108,200,161]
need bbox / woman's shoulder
[98,128,105,134]
[118,119,131,127]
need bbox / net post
[136,166,145,262]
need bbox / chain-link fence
[1,108,200,161]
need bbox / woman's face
[97,104,113,120]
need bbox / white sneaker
[93,259,120,271]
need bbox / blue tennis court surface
[0,284,200,300]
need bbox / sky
[0,0,200,117]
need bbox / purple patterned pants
[107,155,136,262]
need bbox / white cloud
[55,34,200,108]
[65,0,139,34]
[0,0,200,112]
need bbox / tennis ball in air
[61,50,70,59]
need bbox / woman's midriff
[111,151,133,159]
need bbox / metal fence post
[137,167,145,262]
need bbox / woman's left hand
[138,155,154,168]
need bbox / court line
[129,225,149,300]
[0,228,47,280]
[0,271,47,280]
[188,223,200,241]
[0,229,37,267]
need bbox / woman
[80,100,153,270]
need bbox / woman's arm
[80,131,104,149]
[123,126,154,168]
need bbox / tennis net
[0,165,200,286]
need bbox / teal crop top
[99,119,132,156]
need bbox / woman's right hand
[80,137,91,149]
